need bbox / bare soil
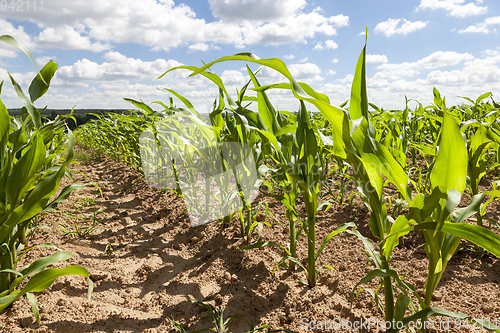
[1,148,500,333]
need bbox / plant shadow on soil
[1,148,500,333]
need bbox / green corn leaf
[470,125,490,160]
[475,91,492,105]
[0,35,46,85]
[6,133,45,207]
[246,65,280,135]
[161,65,237,109]
[43,184,95,213]
[25,292,40,326]
[388,222,500,258]
[430,112,467,193]
[0,93,9,163]
[28,60,58,103]
[402,307,500,332]
[382,215,410,259]
[393,293,411,325]
[350,28,369,122]
[123,98,154,116]
[450,193,483,224]
[163,53,348,158]
[0,266,92,312]
[315,222,356,261]
[406,187,447,223]
[0,132,75,244]
[345,228,382,269]
[8,73,41,129]
[167,318,188,333]
[158,89,202,118]
[233,107,266,129]
[252,81,330,104]
[351,117,410,202]
[20,251,72,276]
[433,87,443,108]
[434,189,461,234]
[350,268,409,307]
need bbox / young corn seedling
[168,299,295,333]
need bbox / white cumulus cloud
[366,54,388,64]
[313,39,338,50]
[416,0,487,18]
[208,0,307,22]
[36,25,110,52]
[374,51,474,80]
[458,16,500,34]
[324,40,338,49]
[188,43,210,52]
[313,42,324,50]
[56,51,184,82]
[374,18,427,37]
[0,19,35,57]
[0,0,350,51]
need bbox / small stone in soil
[224,271,232,281]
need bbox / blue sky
[1,0,499,112]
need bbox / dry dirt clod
[56,297,68,306]
[231,274,238,282]
[19,317,32,328]
[483,304,495,314]
[90,271,110,281]
[432,291,443,301]
[51,282,64,291]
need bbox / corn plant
[344,34,500,332]
[0,35,92,325]
[168,299,295,333]
[160,52,360,287]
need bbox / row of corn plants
[75,34,500,332]
[0,36,93,326]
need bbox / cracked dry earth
[1,147,500,333]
